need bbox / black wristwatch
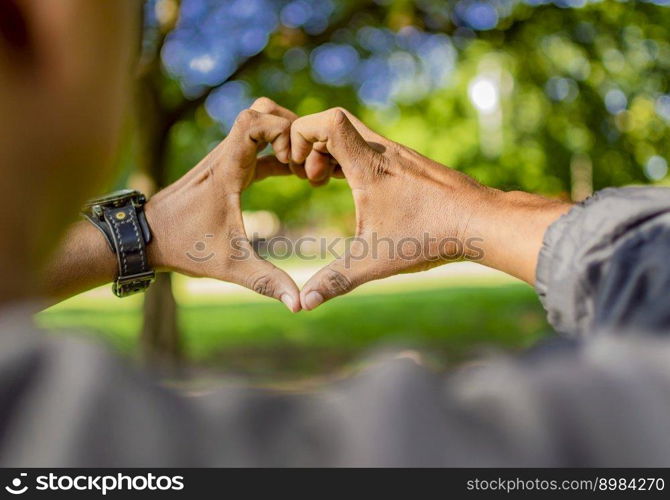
[81,189,155,297]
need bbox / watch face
[84,189,142,208]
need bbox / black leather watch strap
[103,205,154,297]
[82,190,155,298]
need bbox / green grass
[37,281,552,379]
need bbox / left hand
[145,99,302,312]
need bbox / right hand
[290,108,571,310]
[290,108,495,310]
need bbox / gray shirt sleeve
[535,186,670,337]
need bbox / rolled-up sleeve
[535,186,670,337]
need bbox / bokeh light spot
[644,155,668,181]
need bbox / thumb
[254,155,292,182]
[228,251,302,313]
[300,240,376,310]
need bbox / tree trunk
[135,73,184,371]
[141,272,182,373]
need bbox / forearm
[39,201,170,304]
[469,189,572,285]
[40,220,118,302]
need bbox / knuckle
[252,96,275,113]
[370,153,391,177]
[291,116,302,128]
[329,107,349,125]
[248,273,276,297]
[389,141,403,158]
[292,117,310,138]
[235,108,259,126]
[322,268,352,295]
[330,106,349,116]
[274,116,291,133]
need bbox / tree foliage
[139,0,670,230]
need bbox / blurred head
[0,0,140,296]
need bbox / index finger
[250,97,299,122]
[228,109,292,164]
[290,109,374,178]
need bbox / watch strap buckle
[113,270,156,297]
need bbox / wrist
[144,193,173,272]
[467,189,572,284]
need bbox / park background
[40,0,670,383]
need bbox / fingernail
[304,291,324,310]
[281,294,297,312]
